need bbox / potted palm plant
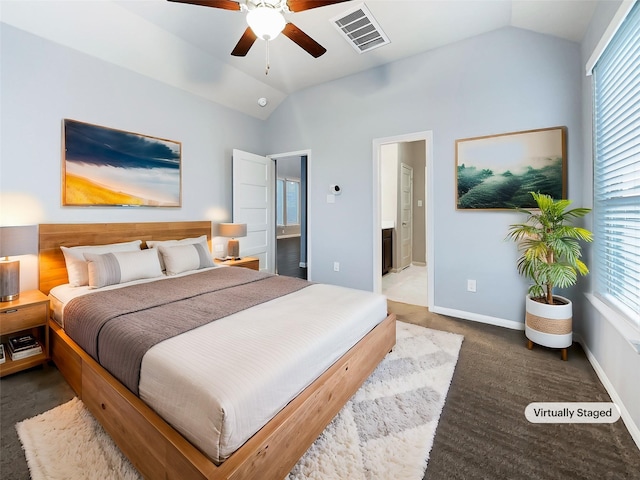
[507,192,593,360]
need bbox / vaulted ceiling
[2,1,597,119]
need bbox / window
[276,178,300,226]
[277,179,284,225]
[285,180,300,224]
[593,1,640,327]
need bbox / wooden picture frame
[62,119,182,207]
[455,126,567,210]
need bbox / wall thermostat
[329,184,341,195]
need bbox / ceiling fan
[168,0,350,59]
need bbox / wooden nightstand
[0,290,50,377]
[214,257,259,271]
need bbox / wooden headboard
[39,221,212,294]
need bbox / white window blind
[593,1,640,327]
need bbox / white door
[399,163,413,270]
[232,149,275,272]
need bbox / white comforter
[50,273,387,464]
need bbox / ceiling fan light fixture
[247,7,286,41]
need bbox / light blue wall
[265,26,584,325]
[1,24,264,229]
[2,23,584,326]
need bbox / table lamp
[0,225,38,302]
[218,223,247,259]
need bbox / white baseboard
[430,306,525,331]
[574,333,640,451]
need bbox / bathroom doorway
[373,131,433,308]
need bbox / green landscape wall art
[456,126,566,210]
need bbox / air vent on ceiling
[331,3,390,54]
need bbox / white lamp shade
[247,7,286,40]
[218,223,247,238]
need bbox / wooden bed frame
[40,221,396,480]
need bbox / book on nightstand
[8,334,42,360]
[9,343,42,361]
[0,344,5,364]
[9,334,38,352]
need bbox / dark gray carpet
[386,301,640,480]
[1,363,74,479]
[1,302,639,479]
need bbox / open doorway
[272,153,308,280]
[373,132,434,309]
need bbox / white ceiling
[2,0,597,119]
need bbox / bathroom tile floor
[381,264,428,307]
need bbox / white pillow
[61,240,142,286]
[158,243,215,275]
[84,248,163,288]
[147,235,209,270]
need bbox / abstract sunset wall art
[63,119,181,207]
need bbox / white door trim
[372,131,434,309]
[268,149,312,281]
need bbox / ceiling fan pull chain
[265,39,270,75]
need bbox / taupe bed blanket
[64,268,310,394]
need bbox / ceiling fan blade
[231,27,258,56]
[282,23,326,58]
[286,0,351,13]
[167,0,240,11]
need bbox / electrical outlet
[467,279,477,292]
[334,262,340,272]
[214,244,224,253]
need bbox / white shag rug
[16,321,463,480]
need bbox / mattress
[51,271,387,464]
